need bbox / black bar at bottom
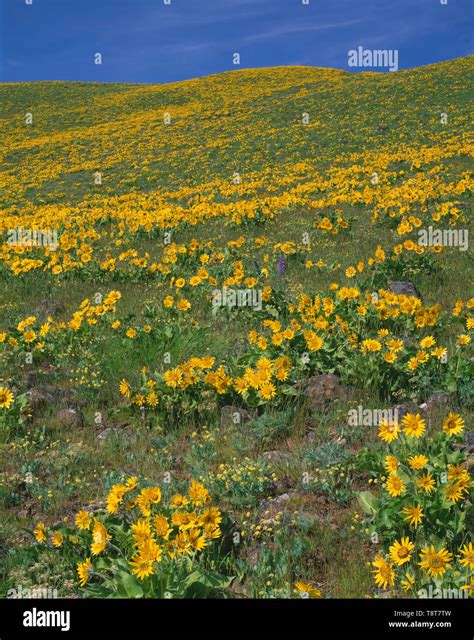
[0,598,471,639]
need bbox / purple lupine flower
[278,254,286,276]
[254,260,261,275]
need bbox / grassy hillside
[0,57,473,599]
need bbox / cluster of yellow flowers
[0,291,122,354]
[254,287,472,367]
[373,542,473,593]
[365,412,473,595]
[380,413,470,503]
[34,478,223,585]
[114,281,472,413]
[163,356,215,388]
[119,353,294,408]
[233,356,292,401]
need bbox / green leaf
[266,306,279,318]
[397,469,410,484]
[118,571,144,598]
[182,570,233,597]
[444,375,457,392]
[283,386,299,396]
[357,491,378,516]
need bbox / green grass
[0,57,472,599]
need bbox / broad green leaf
[357,491,378,516]
[119,571,144,598]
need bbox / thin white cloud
[243,18,367,44]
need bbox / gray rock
[466,455,474,472]
[57,407,84,429]
[27,386,57,411]
[228,579,249,598]
[452,431,474,455]
[424,392,450,410]
[35,299,64,317]
[420,393,451,421]
[257,492,295,522]
[392,403,424,423]
[27,384,77,412]
[389,281,422,299]
[263,450,291,464]
[25,366,59,388]
[296,374,353,409]
[220,405,255,432]
[97,426,133,442]
[97,428,116,441]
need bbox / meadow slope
[0,57,473,599]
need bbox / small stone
[425,392,449,410]
[392,403,424,423]
[220,405,255,432]
[35,299,64,317]
[27,386,57,411]
[229,579,249,598]
[27,384,78,413]
[296,374,353,409]
[257,492,295,523]
[388,281,422,299]
[263,451,290,463]
[97,428,115,440]
[453,432,474,455]
[98,426,133,442]
[57,407,84,429]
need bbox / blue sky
[1,0,472,83]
